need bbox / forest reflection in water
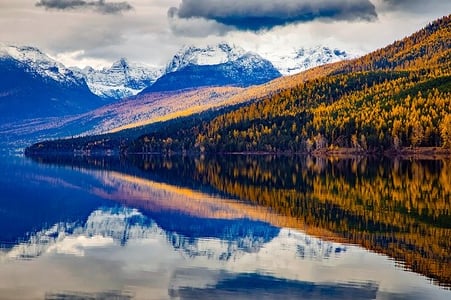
[31,154,451,288]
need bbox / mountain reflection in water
[0,155,450,299]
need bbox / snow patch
[262,45,361,75]
[165,42,247,73]
[72,58,163,99]
[0,43,81,85]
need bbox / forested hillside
[26,15,451,155]
[127,15,451,154]
[333,15,451,74]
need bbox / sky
[0,0,449,69]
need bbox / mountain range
[0,41,356,149]
[24,14,451,155]
[0,42,355,101]
[141,43,282,93]
[72,58,162,99]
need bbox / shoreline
[311,147,451,159]
[24,146,451,160]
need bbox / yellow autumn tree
[440,114,451,148]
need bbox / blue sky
[1,0,449,68]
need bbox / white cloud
[168,10,233,37]
[52,50,112,69]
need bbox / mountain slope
[73,58,162,99]
[141,43,281,93]
[0,44,105,122]
[1,87,243,149]
[125,15,451,154]
[188,15,451,153]
[333,16,451,74]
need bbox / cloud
[36,0,133,15]
[168,7,233,37]
[377,0,451,13]
[168,0,377,32]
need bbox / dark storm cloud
[36,0,133,15]
[168,0,378,31]
[380,0,451,13]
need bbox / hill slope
[333,15,451,74]
[1,87,244,150]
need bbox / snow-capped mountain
[0,44,104,122]
[165,43,247,74]
[264,46,359,75]
[73,58,163,99]
[0,43,82,84]
[142,43,281,93]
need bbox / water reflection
[169,271,379,300]
[46,290,133,300]
[126,154,451,287]
[0,155,450,299]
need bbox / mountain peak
[112,57,129,69]
[142,43,281,93]
[73,58,163,99]
[0,43,83,85]
[165,42,247,74]
[0,43,45,58]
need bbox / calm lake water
[0,154,450,299]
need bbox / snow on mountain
[0,43,81,85]
[147,43,356,92]
[263,46,360,75]
[72,58,163,99]
[0,42,355,101]
[165,43,247,74]
[143,43,281,93]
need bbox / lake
[0,154,450,299]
